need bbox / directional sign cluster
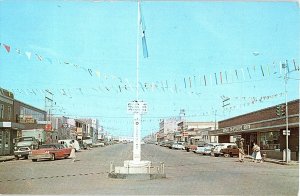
[127,101,148,114]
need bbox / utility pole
[45,90,53,132]
[283,61,290,163]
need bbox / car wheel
[224,154,229,158]
[25,155,29,159]
[230,153,233,157]
[214,154,219,157]
[32,159,37,162]
[50,154,55,161]
[15,156,19,160]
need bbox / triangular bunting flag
[25,52,32,60]
[35,54,43,61]
[3,44,10,53]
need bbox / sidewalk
[0,156,15,162]
[244,155,299,165]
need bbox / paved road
[0,144,299,195]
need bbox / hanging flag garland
[0,41,298,95]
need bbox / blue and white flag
[139,2,148,58]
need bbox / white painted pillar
[133,113,141,162]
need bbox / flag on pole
[139,2,148,58]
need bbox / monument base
[108,160,166,180]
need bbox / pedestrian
[252,142,257,160]
[238,138,245,162]
[69,140,76,162]
[253,143,262,163]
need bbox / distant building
[157,117,181,142]
[177,121,216,143]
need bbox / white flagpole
[136,0,141,101]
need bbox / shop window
[8,106,11,120]
[260,131,280,150]
[0,104,4,119]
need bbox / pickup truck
[220,145,239,157]
[14,137,39,160]
[29,144,71,162]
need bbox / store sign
[19,117,35,124]
[222,124,251,133]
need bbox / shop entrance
[242,133,257,154]
[0,129,11,155]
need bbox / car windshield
[40,145,56,149]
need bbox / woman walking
[253,143,262,163]
[69,140,76,162]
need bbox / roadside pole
[284,62,289,163]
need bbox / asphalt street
[0,143,299,195]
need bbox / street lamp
[283,61,289,163]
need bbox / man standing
[238,138,245,162]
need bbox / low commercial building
[0,88,24,155]
[210,99,299,161]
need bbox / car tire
[15,156,19,160]
[50,154,55,161]
[32,159,37,162]
[224,153,229,158]
[230,153,233,157]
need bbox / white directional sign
[283,130,290,136]
[127,101,147,114]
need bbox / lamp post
[283,62,289,163]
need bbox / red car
[29,144,72,162]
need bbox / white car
[58,139,81,152]
[172,142,185,150]
[211,143,237,157]
[195,143,219,155]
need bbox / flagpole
[136,0,140,101]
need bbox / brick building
[210,99,299,161]
[0,89,24,155]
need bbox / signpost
[127,101,147,163]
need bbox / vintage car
[211,143,237,157]
[220,144,239,157]
[195,143,219,155]
[172,142,185,150]
[29,144,72,162]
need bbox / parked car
[220,144,239,157]
[195,143,219,155]
[14,137,39,160]
[172,142,185,150]
[211,143,237,157]
[29,144,72,162]
[58,139,81,152]
[165,141,174,149]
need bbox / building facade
[0,88,24,155]
[177,121,216,144]
[157,117,181,142]
[211,99,299,161]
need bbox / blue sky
[0,0,299,137]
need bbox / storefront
[0,122,25,155]
[211,99,299,161]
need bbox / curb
[0,156,15,162]
[245,156,298,165]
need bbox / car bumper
[14,151,30,157]
[29,154,52,160]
